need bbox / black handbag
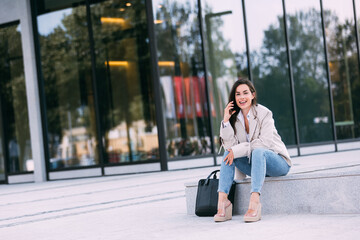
[195,170,236,217]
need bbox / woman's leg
[245,148,290,222]
[250,148,290,194]
[218,151,250,194]
[217,151,248,217]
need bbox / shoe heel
[244,203,261,222]
[258,203,262,220]
[226,203,233,220]
[214,201,232,222]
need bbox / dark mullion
[197,0,216,166]
[145,0,168,171]
[30,0,51,180]
[0,89,8,183]
[354,0,360,73]
[85,0,106,175]
[282,0,301,156]
[320,0,338,151]
[353,0,360,118]
[242,0,252,82]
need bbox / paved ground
[0,149,360,240]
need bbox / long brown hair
[228,78,257,134]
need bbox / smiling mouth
[239,101,246,104]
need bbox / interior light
[154,20,163,24]
[119,8,125,12]
[158,61,175,67]
[106,61,174,67]
[106,61,129,67]
[101,17,125,24]
[126,3,132,7]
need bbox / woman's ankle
[217,192,229,208]
[250,192,260,202]
[248,192,260,209]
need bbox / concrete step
[185,166,360,215]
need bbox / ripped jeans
[218,148,290,194]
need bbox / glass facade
[0,111,4,181]
[323,0,360,140]
[36,0,158,170]
[38,4,100,170]
[90,0,158,163]
[286,0,333,143]
[1,0,360,182]
[0,22,32,176]
[153,0,212,158]
[201,0,249,152]
[245,0,296,145]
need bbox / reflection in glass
[245,0,296,145]
[286,0,333,143]
[323,0,360,139]
[38,6,99,169]
[356,0,360,138]
[153,0,212,158]
[91,0,159,163]
[0,23,33,174]
[202,0,248,153]
[0,119,4,180]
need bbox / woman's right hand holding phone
[224,101,236,123]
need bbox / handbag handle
[204,170,220,185]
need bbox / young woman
[214,78,292,223]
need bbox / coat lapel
[248,106,258,141]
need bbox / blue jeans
[218,148,290,194]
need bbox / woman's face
[235,84,255,112]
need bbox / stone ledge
[185,169,360,215]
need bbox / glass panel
[0,22,33,175]
[38,5,99,170]
[201,0,248,153]
[153,0,212,158]
[323,0,360,140]
[356,0,360,138]
[90,0,159,163]
[0,116,4,181]
[286,0,333,143]
[245,0,296,145]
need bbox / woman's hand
[224,149,234,165]
[224,101,236,123]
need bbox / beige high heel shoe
[244,203,261,222]
[214,201,233,222]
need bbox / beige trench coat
[220,104,292,178]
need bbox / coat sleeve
[220,120,251,158]
[219,121,238,150]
